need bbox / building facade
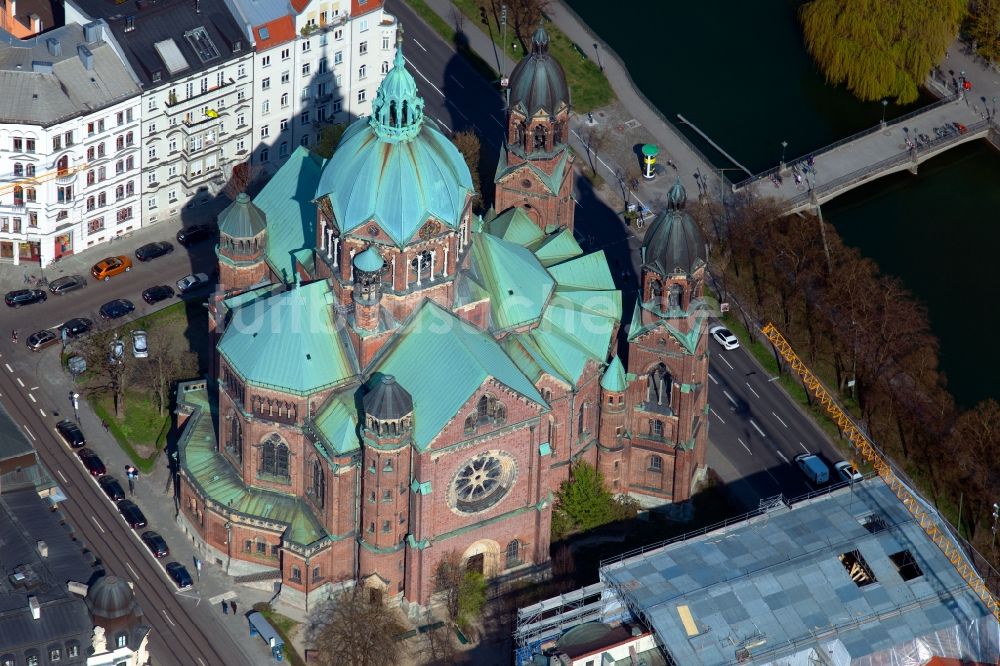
[175,30,709,612]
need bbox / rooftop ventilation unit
[83,22,102,44]
[45,37,61,57]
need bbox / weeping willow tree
[968,0,1000,63]
[800,0,966,104]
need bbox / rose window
[450,451,516,514]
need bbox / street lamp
[880,99,888,127]
[70,391,79,422]
[992,503,1000,549]
[780,140,788,169]
[593,43,604,72]
[993,96,997,119]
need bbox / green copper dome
[315,42,472,248]
[354,245,385,273]
[508,24,569,116]
[218,192,266,239]
[641,179,707,277]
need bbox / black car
[141,285,175,305]
[48,275,87,295]
[55,419,86,448]
[76,448,106,477]
[4,289,46,307]
[165,562,193,590]
[135,241,174,262]
[176,225,213,247]
[60,318,93,339]
[26,329,59,352]
[141,531,169,558]
[117,500,147,529]
[99,298,135,320]
[98,476,126,502]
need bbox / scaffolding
[513,582,607,665]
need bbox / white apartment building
[223,0,396,174]
[0,22,142,266]
[66,0,254,226]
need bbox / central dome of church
[315,42,473,248]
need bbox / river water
[567,0,998,407]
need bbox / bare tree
[307,588,406,666]
[452,130,483,213]
[582,127,605,180]
[75,323,132,419]
[483,0,551,52]
[221,159,263,200]
[133,330,198,417]
[420,609,457,665]
[434,550,465,622]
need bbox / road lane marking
[57,469,67,483]
[750,419,766,437]
[197,658,207,666]
[449,74,466,88]
[798,441,810,453]
[738,438,752,455]
[39,409,45,417]
[404,56,445,97]
[126,562,140,581]
[28,393,36,403]
[91,516,105,534]
[745,382,760,399]
[22,425,35,441]
[29,386,38,390]
[772,411,789,428]
[412,38,427,52]
[723,390,737,406]
[710,408,725,424]
[775,449,790,463]
[431,114,453,132]
[15,377,24,387]
[719,355,734,370]
[708,372,718,385]
[4,363,11,372]
[161,609,176,627]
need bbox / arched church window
[650,419,664,437]
[649,455,663,472]
[668,284,683,309]
[464,413,477,435]
[389,100,397,127]
[477,394,493,423]
[552,120,563,143]
[494,403,507,424]
[311,459,325,508]
[646,363,672,407]
[506,539,520,567]
[533,126,546,150]
[410,249,432,278]
[260,434,290,479]
[402,99,409,126]
[577,404,586,436]
[228,413,242,461]
[649,279,662,302]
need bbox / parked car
[834,460,863,484]
[59,318,93,339]
[141,531,169,558]
[91,256,133,281]
[48,275,87,295]
[795,453,830,485]
[176,272,210,293]
[131,330,148,359]
[709,325,740,350]
[142,285,175,304]
[4,289,47,307]
[98,476,126,502]
[135,241,174,262]
[26,329,59,352]
[117,500,147,529]
[55,419,86,448]
[165,562,193,590]
[99,298,135,320]
[108,339,125,365]
[176,225,213,247]
[76,448,106,477]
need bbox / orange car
[91,255,133,281]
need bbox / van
[795,453,829,485]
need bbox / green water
[567,0,999,407]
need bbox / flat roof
[601,480,999,665]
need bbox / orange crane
[761,322,1000,625]
[0,163,89,198]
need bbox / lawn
[254,604,305,666]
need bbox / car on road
[165,562,193,590]
[59,318,93,339]
[76,448,106,477]
[176,224,213,247]
[99,298,135,320]
[176,272,210,293]
[4,289,47,307]
[834,460,863,484]
[99,476,126,502]
[141,531,169,558]
[117,500,147,529]
[709,325,740,350]
[794,453,830,485]
[91,255,133,281]
[131,330,148,359]
[135,241,174,262]
[141,285,174,304]
[55,419,86,448]
[108,339,125,365]
[26,329,60,351]
[48,275,87,295]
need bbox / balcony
[55,170,77,185]
[164,79,235,111]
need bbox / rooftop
[0,401,34,462]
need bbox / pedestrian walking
[222,600,228,615]
[230,600,237,615]
[102,420,109,431]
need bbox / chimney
[29,13,41,33]
[77,44,93,71]
[36,541,48,558]
[31,61,53,74]
[45,37,61,57]
[83,21,101,44]
[28,595,40,620]
[67,581,88,597]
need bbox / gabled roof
[548,251,616,291]
[254,15,296,50]
[495,147,571,198]
[471,232,554,331]
[533,228,583,267]
[313,391,361,455]
[372,300,546,451]
[255,145,325,283]
[487,207,545,248]
[218,280,357,395]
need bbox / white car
[709,325,740,350]
[176,272,210,293]
[107,339,125,365]
[131,330,148,359]
[834,460,863,483]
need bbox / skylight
[185,26,220,63]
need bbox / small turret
[216,192,268,293]
[353,245,385,331]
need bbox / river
[566,0,999,407]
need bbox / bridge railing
[783,119,993,210]
[733,91,961,191]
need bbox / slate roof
[0,23,142,125]
[0,400,34,462]
[68,0,246,87]
[601,481,1000,665]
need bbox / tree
[582,127,606,179]
[434,551,465,622]
[483,0,551,52]
[451,130,483,213]
[221,159,263,200]
[312,122,347,159]
[551,461,635,538]
[419,609,457,665]
[799,0,965,103]
[133,330,198,417]
[968,0,1000,63]
[306,587,405,666]
[76,324,132,419]
[950,400,1000,540]
[457,570,487,636]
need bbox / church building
[175,27,710,611]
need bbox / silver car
[131,330,148,358]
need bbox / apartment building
[223,0,396,174]
[0,22,142,266]
[66,0,253,225]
